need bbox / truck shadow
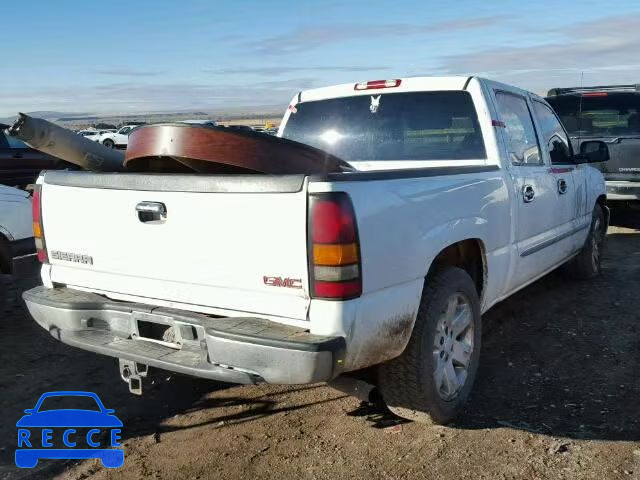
[456,228,640,441]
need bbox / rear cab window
[281,91,487,165]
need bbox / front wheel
[565,204,606,279]
[103,139,115,148]
[378,266,482,424]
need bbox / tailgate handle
[136,201,167,223]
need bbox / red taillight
[354,79,401,91]
[313,280,362,298]
[32,185,48,264]
[582,92,608,97]
[311,199,356,243]
[309,192,362,300]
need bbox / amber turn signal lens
[313,243,359,266]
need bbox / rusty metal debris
[6,113,124,172]
[125,123,351,174]
[5,114,351,175]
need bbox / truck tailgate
[40,173,311,320]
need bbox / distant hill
[0,111,90,125]
[0,106,285,129]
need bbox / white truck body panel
[41,182,311,321]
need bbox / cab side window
[495,92,542,166]
[532,101,572,165]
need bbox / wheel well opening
[428,239,485,298]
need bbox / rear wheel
[565,204,606,279]
[378,266,482,424]
[103,138,115,148]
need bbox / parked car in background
[0,129,76,189]
[226,124,253,132]
[0,184,35,276]
[179,119,217,127]
[96,125,139,149]
[24,76,609,424]
[77,129,98,137]
[250,126,278,135]
[547,84,640,206]
[78,129,114,141]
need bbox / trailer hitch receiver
[119,358,148,395]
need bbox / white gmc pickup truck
[23,76,610,424]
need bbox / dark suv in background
[0,127,75,189]
[546,85,640,207]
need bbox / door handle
[557,178,568,195]
[522,184,535,203]
[136,201,167,223]
[12,153,23,159]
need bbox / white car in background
[96,125,139,149]
[80,129,114,142]
[77,129,98,137]
[0,185,35,276]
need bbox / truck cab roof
[296,76,542,104]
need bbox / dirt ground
[1,211,639,480]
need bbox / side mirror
[575,140,610,163]
[23,409,34,414]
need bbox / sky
[2,0,640,117]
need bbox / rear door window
[282,91,487,162]
[494,91,542,166]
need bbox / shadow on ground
[610,206,640,229]
[454,221,640,441]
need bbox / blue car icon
[16,391,124,468]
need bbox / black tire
[103,139,115,148]
[565,204,606,279]
[378,266,482,424]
